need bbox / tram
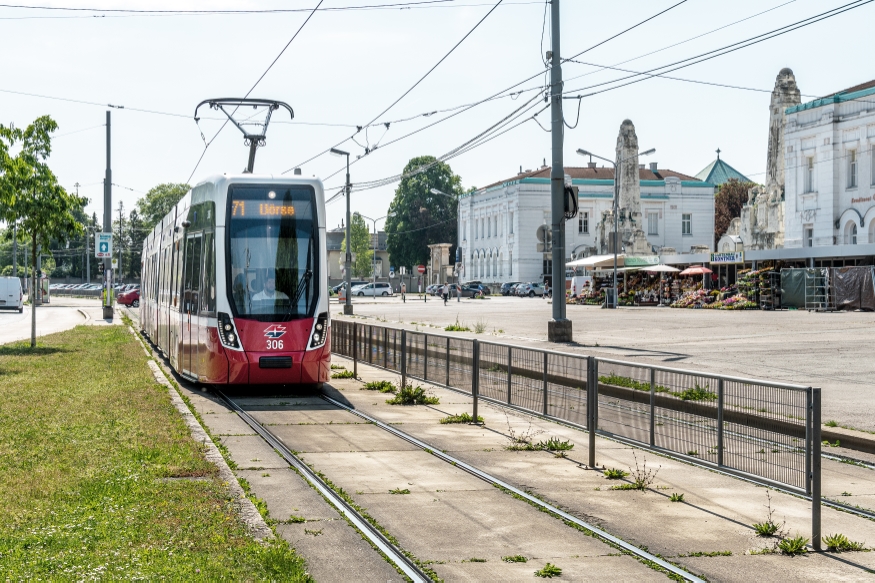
[140,174,330,385]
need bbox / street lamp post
[359,213,396,291]
[576,147,655,309]
[330,148,353,315]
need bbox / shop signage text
[710,252,744,264]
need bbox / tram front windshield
[228,184,318,320]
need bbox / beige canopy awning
[566,254,626,268]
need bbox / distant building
[783,78,875,248]
[695,149,751,186]
[326,226,389,281]
[457,125,715,284]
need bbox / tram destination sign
[710,251,744,264]
[231,199,299,218]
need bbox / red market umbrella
[679,265,713,276]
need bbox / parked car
[518,282,545,297]
[426,284,441,295]
[351,282,394,296]
[0,276,24,313]
[500,281,522,296]
[117,288,140,308]
[332,280,368,294]
[447,284,483,298]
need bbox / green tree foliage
[136,182,189,232]
[385,156,461,269]
[339,212,373,278]
[714,178,755,246]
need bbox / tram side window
[183,236,202,314]
[201,233,216,315]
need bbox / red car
[117,288,140,308]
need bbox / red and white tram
[140,174,330,385]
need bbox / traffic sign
[416,264,426,274]
[95,233,112,258]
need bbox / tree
[714,178,755,246]
[385,156,461,270]
[0,116,87,346]
[339,212,373,278]
[136,182,189,232]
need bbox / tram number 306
[267,339,284,350]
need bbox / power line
[184,0,326,183]
[561,0,874,100]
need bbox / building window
[481,219,485,239]
[682,213,692,236]
[509,251,513,276]
[509,212,514,234]
[846,222,858,245]
[805,156,814,193]
[849,149,857,188]
[805,227,813,247]
[578,211,589,234]
[493,254,497,277]
[647,212,658,235]
[499,254,503,277]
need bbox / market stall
[832,266,875,311]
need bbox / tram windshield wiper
[283,269,312,319]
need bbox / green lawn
[0,326,310,580]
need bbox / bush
[386,384,440,405]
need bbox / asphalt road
[0,297,99,345]
[336,294,875,432]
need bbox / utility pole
[331,148,353,315]
[547,0,572,342]
[103,110,113,320]
[12,221,17,281]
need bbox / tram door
[182,234,203,378]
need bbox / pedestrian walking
[442,282,449,305]
[401,281,406,303]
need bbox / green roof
[694,157,751,185]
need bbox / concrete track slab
[199,411,257,436]
[269,423,421,453]
[276,521,405,583]
[217,435,290,469]
[681,553,875,582]
[232,396,330,408]
[249,409,367,426]
[434,555,670,582]
[300,450,495,494]
[236,469,341,523]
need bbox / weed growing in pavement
[304,528,323,537]
[330,364,346,370]
[753,491,786,538]
[286,515,306,523]
[824,533,866,552]
[503,415,545,451]
[670,493,685,502]
[502,555,528,563]
[331,369,356,379]
[627,452,660,490]
[822,439,840,447]
[385,384,439,405]
[389,488,411,495]
[687,450,698,457]
[537,437,574,452]
[445,316,471,332]
[534,563,562,578]
[679,550,732,557]
[439,412,484,424]
[841,491,853,496]
[473,319,488,334]
[463,558,487,563]
[825,420,839,427]
[672,383,717,401]
[599,372,668,393]
[778,535,809,555]
[364,380,396,393]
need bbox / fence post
[384,327,388,369]
[543,351,549,416]
[353,322,358,378]
[649,367,656,447]
[423,333,428,382]
[400,329,407,389]
[588,356,597,468]
[812,387,822,551]
[368,325,373,364]
[445,336,450,387]
[507,345,512,405]
[717,378,725,467]
[472,339,480,421]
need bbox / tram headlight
[224,323,232,331]
[217,312,241,350]
[310,312,329,348]
[227,334,235,343]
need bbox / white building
[783,79,875,248]
[458,164,715,284]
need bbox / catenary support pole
[103,110,113,320]
[547,0,571,342]
[343,153,353,315]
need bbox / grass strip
[0,326,309,580]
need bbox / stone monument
[596,119,653,256]
[740,68,801,249]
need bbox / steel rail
[319,394,706,583]
[215,391,431,583]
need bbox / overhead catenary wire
[184,0,325,183]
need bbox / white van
[0,276,24,313]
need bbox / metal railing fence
[331,319,822,546]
